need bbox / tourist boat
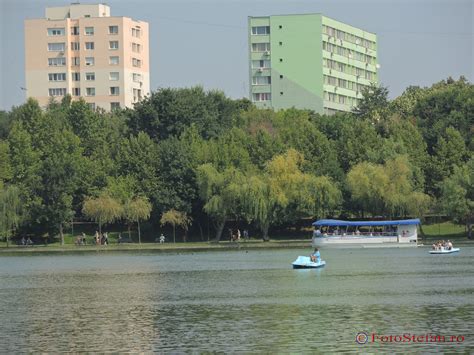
[429,247,460,254]
[292,256,326,269]
[312,219,420,247]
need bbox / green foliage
[127,86,250,140]
[413,77,473,152]
[239,149,341,239]
[0,140,12,187]
[0,77,472,241]
[82,194,123,233]
[347,156,431,217]
[427,127,468,196]
[0,185,21,247]
[160,209,192,243]
[196,164,245,240]
[353,84,390,122]
[439,159,473,237]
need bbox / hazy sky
[0,0,472,110]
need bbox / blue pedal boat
[292,256,326,269]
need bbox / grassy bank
[421,222,467,240]
[0,239,313,254]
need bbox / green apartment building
[248,14,378,114]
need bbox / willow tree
[123,196,152,244]
[160,209,192,243]
[196,164,245,241]
[0,185,21,247]
[240,149,341,240]
[347,155,430,218]
[82,194,123,234]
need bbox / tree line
[0,77,472,243]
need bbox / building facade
[24,4,150,111]
[248,14,378,114]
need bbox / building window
[109,56,119,65]
[47,43,65,51]
[251,43,270,52]
[85,72,95,81]
[71,72,80,81]
[71,57,80,66]
[132,58,141,67]
[72,88,80,96]
[48,88,67,97]
[132,43,141,53]
[109,72,119,81]
[48,57,66,66]
[111,102,120,110]
[48,73,66,81]
[133,88,142,101]
[88,103,95,110]
[339,95,346,104]
[109,41,119,50]
[251,60,270,68]
[132,73,142,82]
[251,26,270,35]
[71,26,79,35]
[132,27,141,38]
[110,87,120,95]
[85,27,94,35]
[70,42,80,51]
[109,25,119,34]
[85,57,95,66]
[86,88,95,96]
[252,76,271,85]
[47,28,65,36]
[252,93,271,102]
[85,42,95,50]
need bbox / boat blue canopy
[312,219,421,227]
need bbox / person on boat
[313,228,321,238]
[310,248,321,263]
[447,240,453,250]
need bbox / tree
[160,209,192,243]
[347,156,430,217]
[123,197,152,244]
[439,159,474,238]
[240,149,341,240]
[127,86,250,141]
[427,127,468,196]
[196,164,245,241]
[0,140,12,188]
[353,84,390,122]
[0,185,21,247]
[82,194,123,234]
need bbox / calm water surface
[0,247,473,352]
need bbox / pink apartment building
[24,3,150,110]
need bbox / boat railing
[316,231,399,237]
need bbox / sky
[0,0,472,110]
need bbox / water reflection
[0,248,473,352]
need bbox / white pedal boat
[292,256,326,269]
[429,247,460,254]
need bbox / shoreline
[1,238,472,255]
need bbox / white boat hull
[312,236,418,248]
[429,248,460,254]
[292,256,326,269]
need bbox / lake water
[0,247,473,352]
